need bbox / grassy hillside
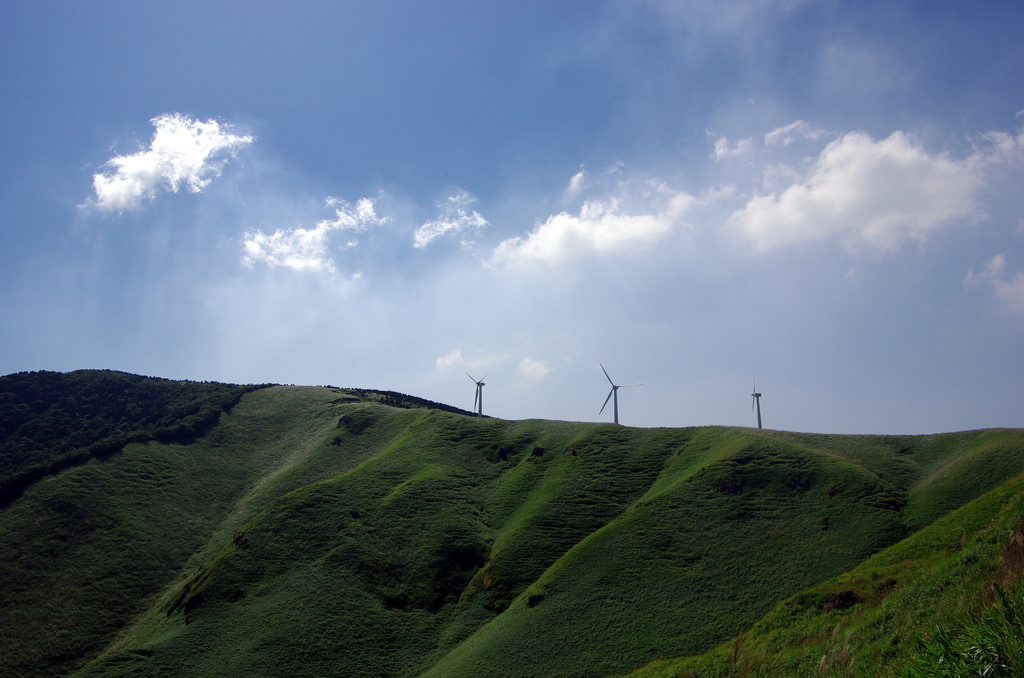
[0,376,1021,678]
[0,370,267,508]
[0,384,333,678]
[624,457,1024,677]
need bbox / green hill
[624,450,1024,677]
[0,369,268,508]
[0,371,1022,678]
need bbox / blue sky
[2,0,1023,434]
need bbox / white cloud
[434,349,493,371]
[969,254,1024,314]
[242,224,336,273]
[602,161,625,176]
[728,131,983,252]
[85,113,252,212]
[565,169,589,197]
[435,350,467,369]
[981,127,1024,167]
[321,196,387,230]
[491,196,686,266]
[708,132,752,161]
[242,197,386,272]
[413,191,489,248]
[764,120,826,146]
[517,357,550,381]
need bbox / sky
[2,0,1023,434]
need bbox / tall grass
[899,583,1024,676]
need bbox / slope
[414,429,1022,677]
[69,397,1023,678]
[625,454,1024,677]
[0,384,359,678]
[0,369,266,508]
[1,377,1021,678]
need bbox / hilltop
[0,370,1022,678]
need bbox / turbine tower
[751,379,762,429]
[466,371,490,417]
[599,363,642,425]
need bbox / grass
[0,370,267,508]
[899,582,1024,677]
[420,429,911,678]
[0,378,1021,678]
[0,385,354,678]
[623,464,1024,678]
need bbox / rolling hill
[1,370,1022,678]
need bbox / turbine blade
[620,383,643,388]
[481,369,493,381]
[467,372,478,383]
[474,387,480,410]
[600,362,615,386]
[751,395,755,412]
[599,388,614,414]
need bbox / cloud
[242,197,386,272]
[434,349,494,371]
[85,113,252,212]
[981,127,1024,168]
[708,132,752,161]
[413,191,489,248]
[491,194,688,266]
[242,225,336,273]
[565,169,589,197]
[435,350,467,369]
[517,357,550,381]
[969,254,1024,314]
[728,131,983,252]
[602,161,625,177]
[764,120,826,146]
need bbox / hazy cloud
[764,120,826,146]
[709,132,752,161]
[413,191,489,248]
[729,131,982,252]
[85,113,252,212]
[242,197,385,272]
[982,127,1024,167]
[970,254,1024,314]
[435,349,493,371]
[435,350,467,370]
[652,0,814,35]
[565,169,589,197]
[518,357,551,381]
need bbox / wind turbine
[466,371,490,417]
[751,379,762,429]
[599,363,642,425]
